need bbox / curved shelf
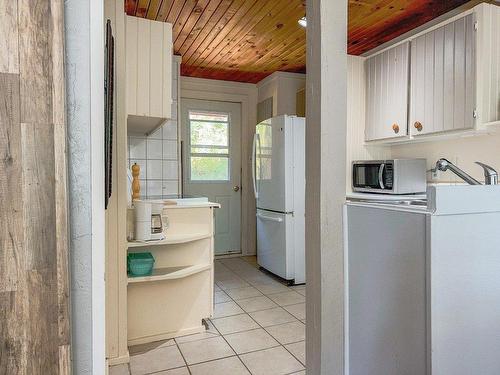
[127,233,211,248]
[128,264,211,284]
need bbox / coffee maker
[134,200,165,241]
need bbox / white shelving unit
[126,204,219,346]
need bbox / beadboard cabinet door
[365,42,410,141]
[410,14,476,136]
[126,16,173,119]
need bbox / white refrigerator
[252,115,305,284]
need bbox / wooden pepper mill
[131,163,141,201]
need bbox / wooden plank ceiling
[125,0,473,83]
[348,0,471,55]
[126,0,307,83]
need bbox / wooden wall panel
[0,74,22,295]
[0,2,19,73]
[0,0,70,374]
[18,0,53,124]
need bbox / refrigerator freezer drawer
[256,210,294,280]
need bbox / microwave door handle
[378,163,385,189]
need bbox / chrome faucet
[475,162,499,185]
[433,158,498,185]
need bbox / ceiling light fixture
[298,16,307,28]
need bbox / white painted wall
[306,0,348,374]
[391,132,500,183]
[127,57,181,198]
[180,77,258,256]
[346,56,391,191]
[65,0,106,373]
[257,71,306,117]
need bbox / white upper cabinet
[126,16,173,120]
[475,3,500,127]
[365,42,410,141]
[410,14,476,136]
[364,3,500,143]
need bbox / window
[189,111,230,181]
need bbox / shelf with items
[127,233,211,248]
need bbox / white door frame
[181,98,243,255]
[180,77,258,256]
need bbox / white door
[181,99,242,255]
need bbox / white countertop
[346,192,427,201]
[139,197,220,208]
[346,192,428,213]
[346,200,429,213]
[163,202,221,209]
[347,185,500,215]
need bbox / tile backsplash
[128,57,181,198]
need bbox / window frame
[187,110,232,183]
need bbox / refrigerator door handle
[252,133,258,199]
[256,213,283,223]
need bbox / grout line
[120,258,304,375]
[193,313,252,374]
[220,258,306,372]
[174,340,192,375]
[187,355,242,371]
[143,363,189,375]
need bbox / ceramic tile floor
[110,256,306,375]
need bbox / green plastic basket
[127,252,155,277]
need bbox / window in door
[188,111,230,181]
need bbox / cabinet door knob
[233,186,240,192]
[414,121,423,132]
[392,124,400,134]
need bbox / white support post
[305,0,348,374]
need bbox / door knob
[233,186,240,192]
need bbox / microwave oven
[352,159,427,194]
